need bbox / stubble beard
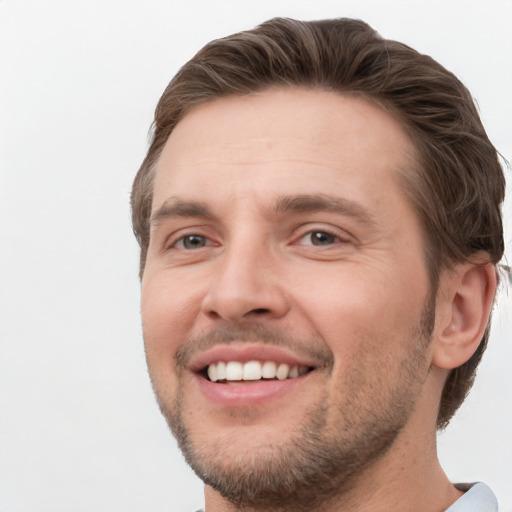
[150,302,435,512]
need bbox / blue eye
[303,231,340,246]
[175,234,208,249]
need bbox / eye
[299,230,342,246]
[173,234,210,250]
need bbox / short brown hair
[131,17,505,428]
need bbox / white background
[0,1,511,511]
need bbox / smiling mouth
[204,360,312,383]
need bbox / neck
[204,446,461,512]
[203,368,462,512]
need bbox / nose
[201,238,289,323]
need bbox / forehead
[152,88,417,209]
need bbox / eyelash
[298,230,341,246]
[164,225,352,252]
[170,233,214,250]
[293,225,352,247]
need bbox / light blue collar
[445,482,498,512]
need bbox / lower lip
[195,373,310,408]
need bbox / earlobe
[432,260,497,370]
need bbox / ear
[432,259,497,370]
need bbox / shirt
[446,482,499,512]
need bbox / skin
[141,88,496,511]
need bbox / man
[131,17,506,512]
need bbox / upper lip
[188,343,319,373]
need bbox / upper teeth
[207,361,308,382]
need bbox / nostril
[251,308,271,315]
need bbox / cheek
[141,273,201,373]
[287,262,429,353]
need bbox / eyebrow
[270,194,378,227]
[150,198,214,226]
[150,193,378,227]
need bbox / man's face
[141,88,436,508]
